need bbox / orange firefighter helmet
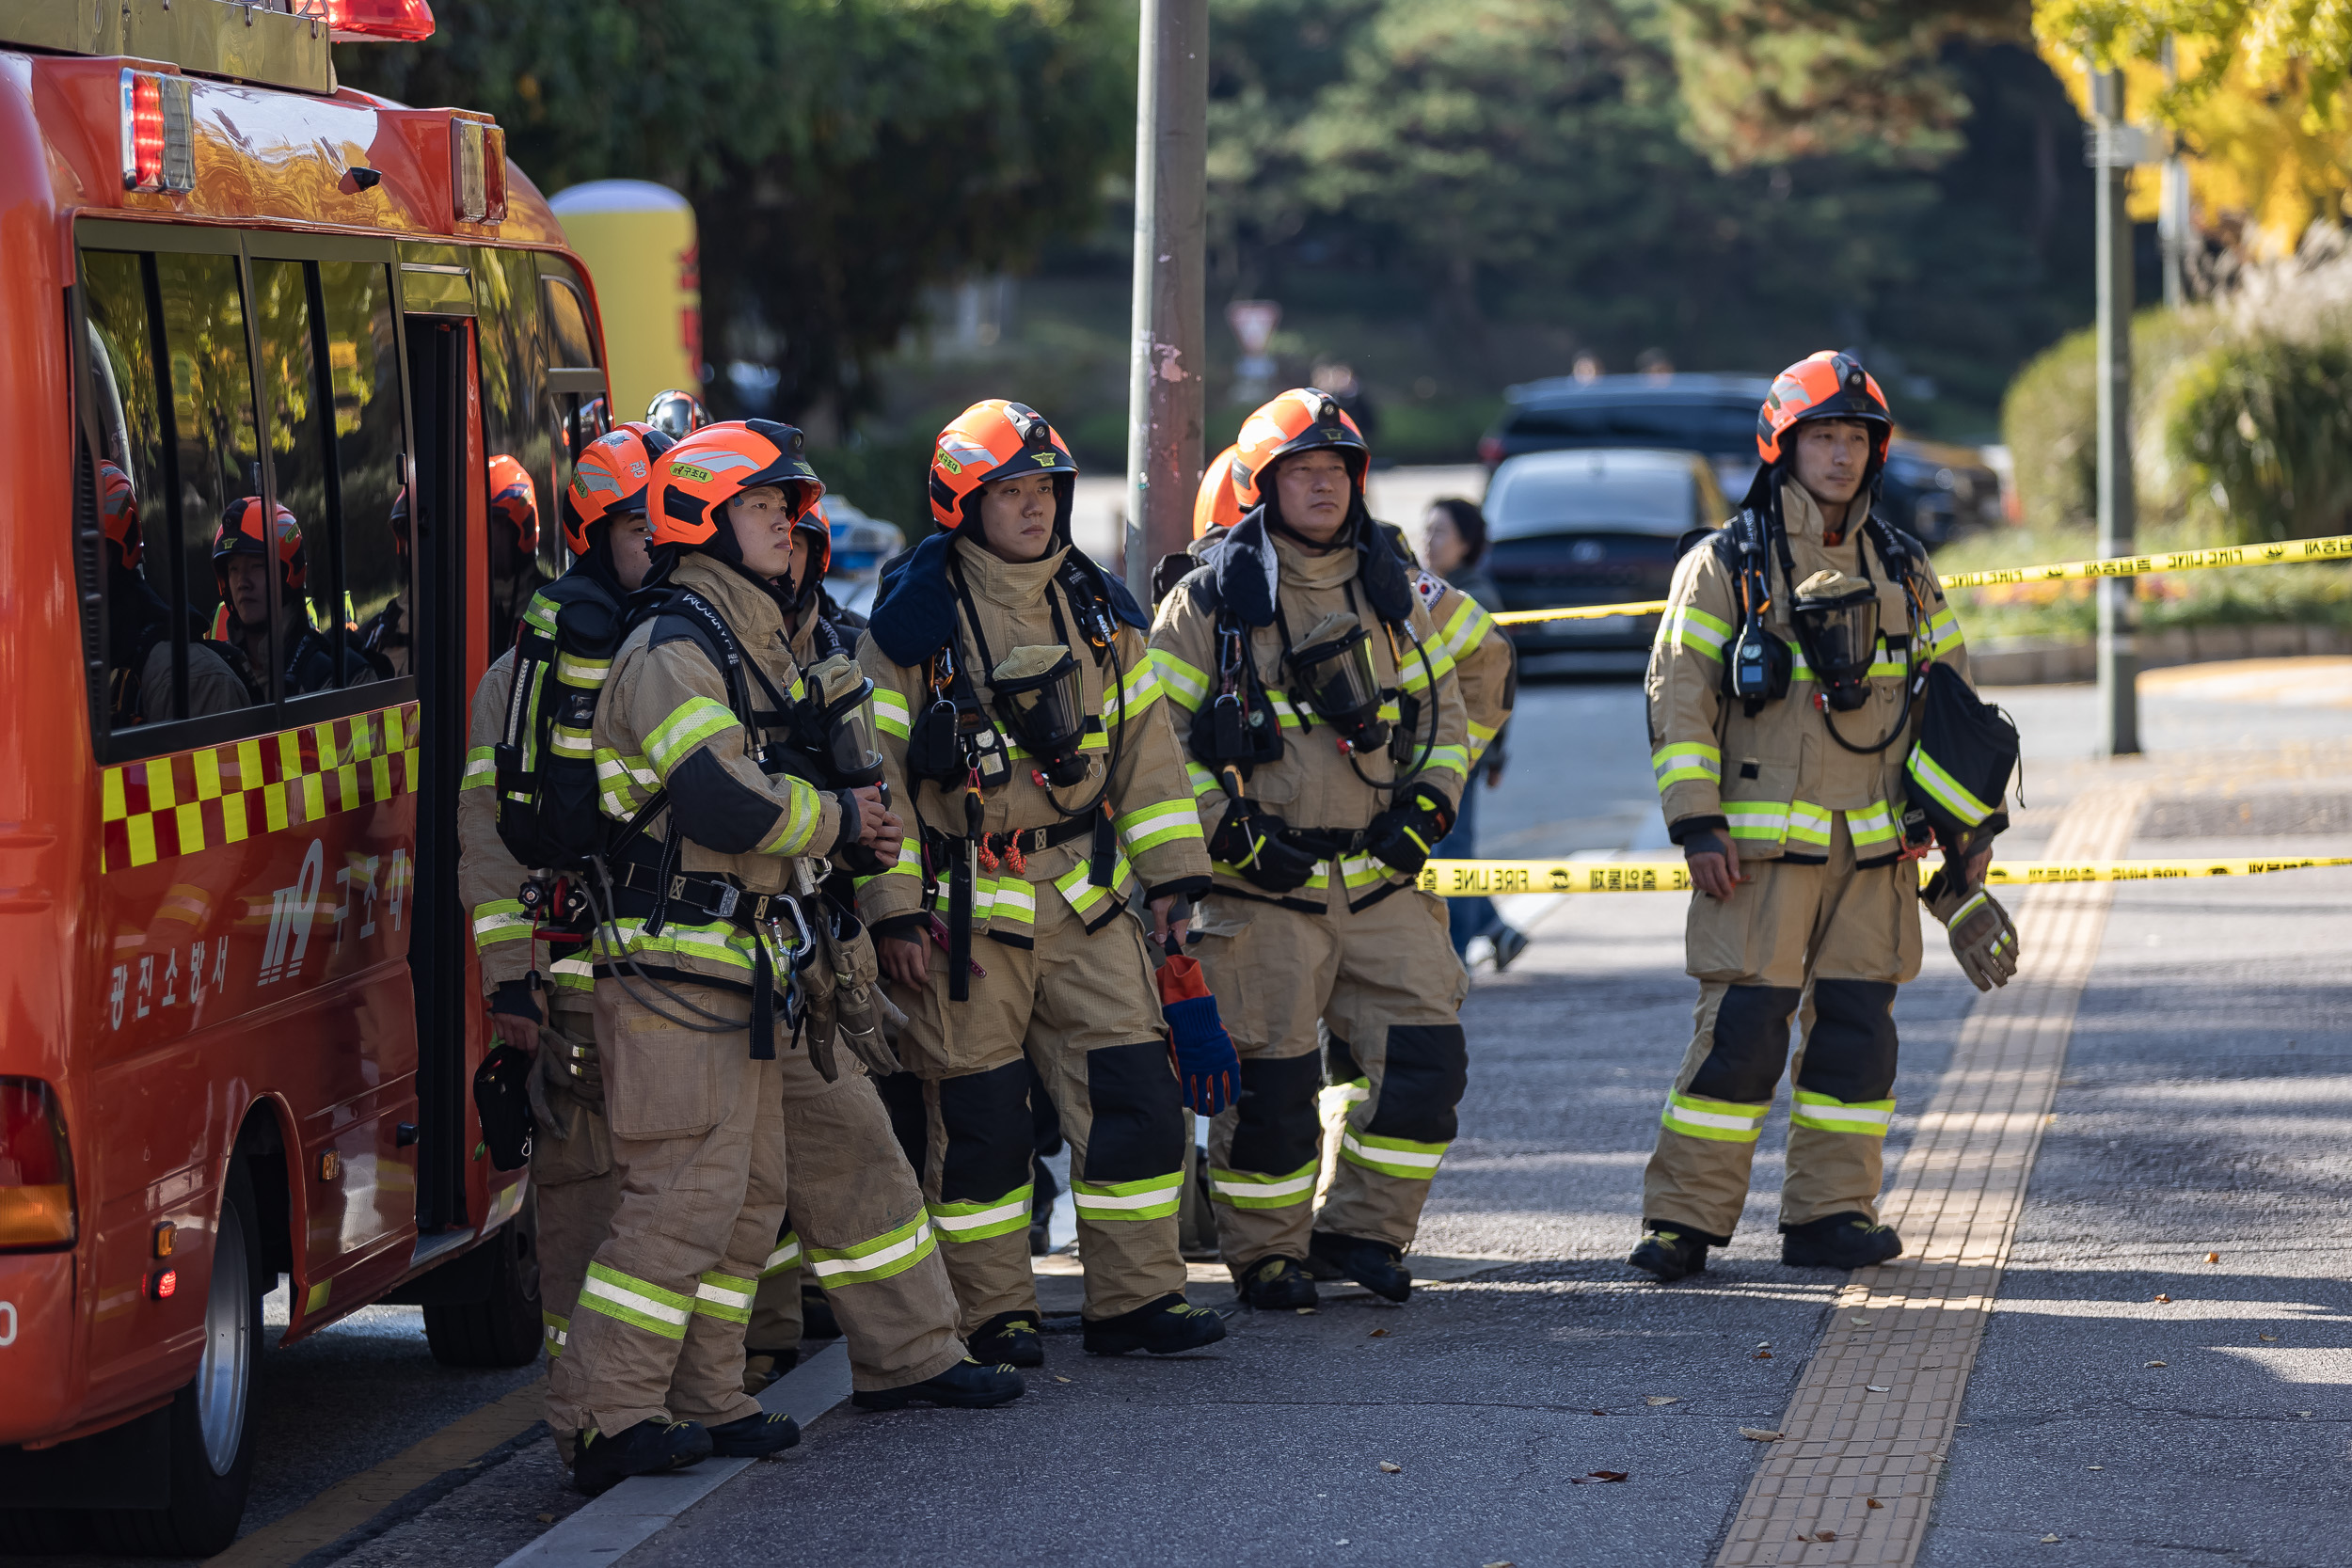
[213,497,307,590]
[1756,351,1892,467]
[647,420,824,553]
[927,399,1078,532]
[1230,387,1368,509]
[560,421,676,555]
[487,453,539,555]
[99,461,142,570]
[1194,444,1246,538]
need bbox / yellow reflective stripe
[1117,800,1202,857]
[1108,657,1162,720]
[1906,745,1996,826]
[595,747,658,817]
[1208,1161,1319,1209]
[1424,743,1470,780]
[1338,1129,1449,1180]
[930,1185,1034,1242]
[759,1233,803,1278]
[1395,641,1455,695]
[754,775,833,857]
[580,1262,692,1339]
[1847,801,1899,846]
[872,688,912,739]
[985,877,1037,931]
[1671,604,1732,659]
[592,917,760,972]
[471,899,532,948]
[1790,1090,1895,1137]
[1185,761,1220,799]
[1787,800,1834,847]
[1661,1091,1766,1143]
[1055,847,1132,915]
[693,1270,758,1323]
[555,653,612,687]
[644,696,739,778]
[1724,801,1789,843]
[1071,1171,1183,1221]
[805,1214,938,1286]
[462,746,496,790]
[549,724,594,759]
[1652,742,1722,790]
[1930,608,1963,657]
[1152,649,1209,710]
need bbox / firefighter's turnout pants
[737,1059,966,1392]
[1643,813,1924,1243]
[1189,884,1470,1269]
[530,986,619,1384]
[547,980,791,1436]
[888,883,1188,1328]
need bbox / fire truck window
[251,258,358,697]
[478,247,554,650]
[80,250,185,730]
[153,251,272,719]
[319,261,409,683]
[543,277,596,371]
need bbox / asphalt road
[14,665,2348,1568]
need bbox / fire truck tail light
[325,0,437,42]
[120,71,196,196]
[451,119,507,225]
[0,1077,76,1251]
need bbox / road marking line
[1716,782,2146,1567]
[494,1342,851,1568]
[208,1380,548,1568]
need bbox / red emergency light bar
[324,0,437,43]
[119,70,196,194]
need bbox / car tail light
[325,0,437,42]
[1477,435,1504,468]
[452,119,507,225]
[0,1078,76,1251]
[120,71,195,195]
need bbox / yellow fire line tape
[1486,532,2352,626]
[1417,856,2352,895]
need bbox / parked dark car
[1482,448,1724,676]
[1479,372,2004,546]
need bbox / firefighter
[487,454,552,650]
[1629,352,2015,1284]
[213,498,373,695]
[459,422,673,1461]
[1149,389,1472,1310]
[99,462,252,722]
[857,399,1229,1367]
[549,420,986,1494]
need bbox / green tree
[340,0,1132,426]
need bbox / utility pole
[2089,64,2140,755]
[1122,0,1208,595]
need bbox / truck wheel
[83,1158,264,1557]
[423,1199,542,1369]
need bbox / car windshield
[1507,397,1757,458]
[1487,460,1694,538]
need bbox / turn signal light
[325,0,437,42]
[0,1077,76,1251]
[451,118,507,225]
[119,71,195,195]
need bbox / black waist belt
[921,811,1107,1003]
[922,814,1096,863]
[606,838,808,1060]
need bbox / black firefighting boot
[1232,1255,1319,1310]
[741,1345,801,1396]
[851,1357,1027,1411]
[965,1309,1045,1368]
[801,1284,842,1340]
[1309,1230,1413,1303]
[571,1418,712,1496]
[1780,1212,1903,1270]
[705,1410,802,1458]
[1627,1226,1711,1283]
[1082,1293,1229,1356]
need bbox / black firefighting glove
[1362,785,1456,878]
[488,978,542,1028]
[1922,869,2020,992]
[1209,799,1323,895]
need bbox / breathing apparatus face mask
[797,654,885,788]
[1790,570,1880,713]
[1288,610,1390,752]
[993,644,1089,788]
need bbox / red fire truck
[0,0,612,1550]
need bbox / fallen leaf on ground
[1867,1385,1891,1393]
[534,1513,555,1525]
[1378,1461,1403,1473]
[2297,1410,2313,1418]
[2261,1333,2280,1342]
[2205,1252,2220,1263]
[1645,1396,1679,1406]
[1296,1307,1317,1316]
[2042,1535,2061,1544]
[2144,1360,2168,1368]
[1849,1316,1874,1326]
[1591,1408,1608,1416]
[1755,1351,1773,1359]
[1569,1470,1630,1484]
[1866,1497,1883,1510]
[1814,1530,1838,1542]
[1367,1328,1390,1338]
[1054,1375,1073,1384]
[2153,1293,2172,1304]
[1740,1427,1783,1441]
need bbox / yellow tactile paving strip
[1715,782,2146,1566]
